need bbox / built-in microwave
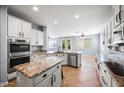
[8,39,30,58]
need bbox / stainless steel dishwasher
[68,53,81,67]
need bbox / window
[48,40,57,48]
[78,38,92,49]
[84,39,92,48]
[61,39,72,52]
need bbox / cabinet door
[112,5,121,27]
[8,15,21,37]
[121,5,124,22]
[53,68,62,87]
[35,75,53,87]
[31,29,37,45]
[111,79,118,87]
[37,31,44,45]
[22,21,31,39]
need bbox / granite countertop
[31,51,65,55]
[112,74,124,86]
[15,56,64,78]
[31,51,82,55]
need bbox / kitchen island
[15,56,64,87]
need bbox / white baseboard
[0,81,8,87]
[8,72,17,80]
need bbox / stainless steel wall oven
[7,39,30,73]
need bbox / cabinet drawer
[111,78,119,87]
[53,68,62,87]
[102,69,111,82]
[52,63,61,72]
[102,64,111,82]
[34,63,61,85]
[35,75,53,87]
[101,75,111,87]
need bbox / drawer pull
[53,75,56,82]
[104,70,106,73]
[42,74,47,78]
[57,66,60,69]
[102,76,107,85]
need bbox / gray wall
[47,34,100,56]
[0,5,8,85]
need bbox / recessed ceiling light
[54,21,58,24]
[33,6,39,12]
[75,14,79,18]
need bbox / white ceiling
[8,5,112,38]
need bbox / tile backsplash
[31,46,43,53]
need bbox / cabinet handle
[102,76,107,85]
[19,32,21,37]
[57,66,60,69]
[121,24,124,40]
[104,70,106,73]
[54,75,56,82]
[42,74,47,78]
[22,32,24,37]
[116,12,121,22]
[51,77,53,86]
[119,11,121,21]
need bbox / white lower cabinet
[35,75,53,87]
[53,68,62,87]
[99,63,112,87]
[100,74,111,87]
[111,79,118,87]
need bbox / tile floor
[7,55,101,87]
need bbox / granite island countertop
[31,51,65,55]
[15,56,65,78]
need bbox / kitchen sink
[104,62,124,76]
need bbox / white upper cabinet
[31,29,44,45]
[37,31,44,45]
[22,21,31,39]
[8,15,22,37]
[31,29,37,45]
[8,15,31,39]
[121,5,124,22]
[112,5,121,27]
